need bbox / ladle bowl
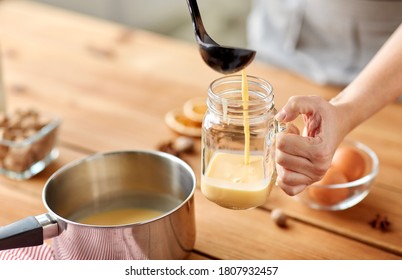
[186,0,256,74]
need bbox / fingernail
[275,109,286,122]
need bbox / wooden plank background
[0,0,401,259]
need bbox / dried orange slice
[183,97,207,123]
[164,108,202,137]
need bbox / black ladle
[186,0,256,74]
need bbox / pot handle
[0,213,58,250]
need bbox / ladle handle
[186,0,211,42]
[0,214,58,250]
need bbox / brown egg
[332,146,366,181]
[308,167,350,206]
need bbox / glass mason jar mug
[201,75,279,210]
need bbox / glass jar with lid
[201,74,279,210]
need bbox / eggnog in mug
[201,72,277,210]
[201,151,272,209]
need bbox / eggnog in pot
[201,72,277,210]
[77,207,164,226]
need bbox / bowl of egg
[295,139,379,211]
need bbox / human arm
[275,23,402,195]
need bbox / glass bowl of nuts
[295,139,379,211]
[0,108,61,180]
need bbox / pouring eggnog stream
[201,72,278,210]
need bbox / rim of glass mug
[207,75,275,123]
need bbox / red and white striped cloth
[0,243,54,260]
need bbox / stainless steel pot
[0,150,196,260]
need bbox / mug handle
[0,213,58,250]
[268,119,289,188]
[275,120,288,134]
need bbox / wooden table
[0,0,401,260]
